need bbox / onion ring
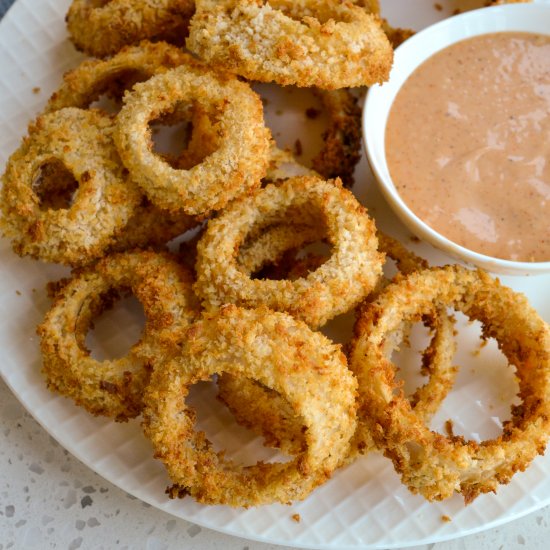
[142,305,357,506]
[220,230,457,455]
[45,41,200,113]
[349,265,550,502]
[194,175,384,328]
[311,89,362,188]
[0,108,141,266]
[114,65,271,215]
[66,0,195,58]
[37,250,199,421]
[187,0,393,89]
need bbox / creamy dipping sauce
[386,32,550,262]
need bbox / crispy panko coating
[66,0,195,58]
[37,250,200,421]
[350,265,550,503]
[0,108,141,266]
[312,88,362,187]
[114,65,271,215]
[142,305,357,507]
[220,232,457,455]
[194,175,384,328]
[187,0,393,89]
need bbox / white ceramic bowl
[364,3,550,276]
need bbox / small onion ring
[187,0,393,89]
[45,41,201,113]
[66,0,195,58]
[37,250,199,421]
[114,65,271,215]
[142,305,357,506]
[349,265,550,502]
[194,175,384,328]
[0,108,140,266]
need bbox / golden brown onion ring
[350,265,550,502]
[37,250,199,421]
[0,108,140,266]
[66,0,195,58]
[46,41,200,113]
[114,65,271,215]
[142,305,357,506]
[311,89,362,188]
[194,175,384,328]
[187,0,393,89]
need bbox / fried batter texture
[38,250,199,421]
[350,265,550,503]
[219,231,457,455]
[1,108,140,266]
[46,41,200,113]
[194,175,383,328]
[142,305,357,506]
[312,89,362,187]
[115,65,271,215]
[187,0,393,89]
[66,0,195,58]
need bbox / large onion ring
[142,305,357,506]
[66,0,195,58]
[37,250,199,421]
[187,0,393,89]
[194,175,384,328]
[350,265,550,502]
[0,108,140,266]
[114,65,271,215]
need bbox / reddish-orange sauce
[386,32,550,262]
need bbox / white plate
[1,1,550,549]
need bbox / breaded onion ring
[187,0,393,89]
[311,89,362,188]
[219,230,457,455]
[66,0,195,58]
[350,265,550,502]
[142,305,357,506]
[45,41,200,113]
[194,175,384,328]
[0,108,140,266]
[37,250,199,421]
[114,65,271,215]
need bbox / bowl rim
[363,2,550,276]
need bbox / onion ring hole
[85,292,146,362]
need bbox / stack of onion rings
[38,250,199,421]
[219,229,457,457]
[142,305,357,506]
